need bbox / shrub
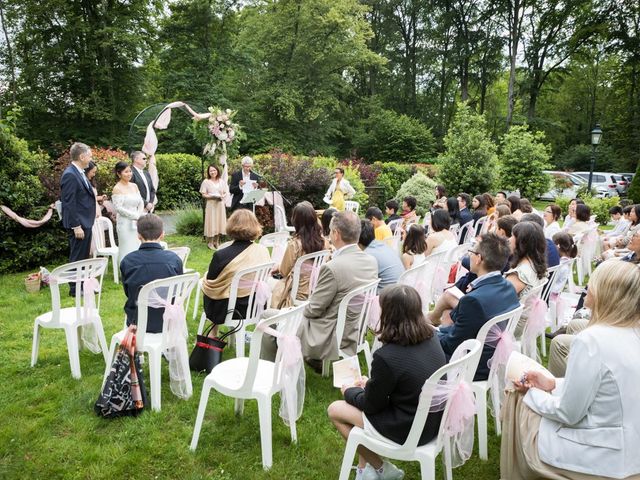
[438,102,498,195]
[395,172,437,217]
[628,162,640,204]
[498,125,552,199]
[155,153,203,210]
[339,158,379,187]
[354,108,437,163]
[555,195,620,224]
[0,119,67,273]
[373,161,416,206]
[174,205,204,236]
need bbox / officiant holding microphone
[229,156,261,211]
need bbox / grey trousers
[547,317,589,377]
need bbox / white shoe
[355,464,379,480]
[377,461,405,480]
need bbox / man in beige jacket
[299,211,378,371]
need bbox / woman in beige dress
[501,260,640,480]
[270,201,329,308]
[200,164,228,249]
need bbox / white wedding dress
[112,193,144,263]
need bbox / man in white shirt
[130,151,156,213]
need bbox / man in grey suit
[300,211,378,371]
[130,151,156,213]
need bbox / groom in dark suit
[60,142,97,295]
[130,151,156,213]
[438,233,520,381]
[229,156,261,211]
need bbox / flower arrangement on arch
[203,107,241,163]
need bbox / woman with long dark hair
[433,185,447,209]
[270,201,329,308]
[328,284,446,480]
[507,195,523,220]
[507,221,548,299]
[446,196,461,224]
[425,209,456,255]
[472,194,488,221]
[401,224,428,269]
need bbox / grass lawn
[0,234,504,479]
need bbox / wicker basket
[25,273,41,293]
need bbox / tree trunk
[0,0,17,106]
[506,0,523,128]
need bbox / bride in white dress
[112,162,144,264]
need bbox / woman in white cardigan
[500,260,640,480]
[323,167,355,211]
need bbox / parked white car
[539,171,584,201]
[572,172,619,197]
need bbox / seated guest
[298,211,378,370]
[328,285,446,480]
[521,213,559,267]
[602,205,630,238]
[365,206,392,242]
[400,196,418,227]
[472,194,488,222]
[565,203,592,236]
[483,192,496,216]
[437,233,520,380]
[497,214,518,239]
[519,198,533,214]
[603,204,640,256]
[457,193,473,225]
[425,209,456,256]
[506,221,548,299]
[270,201,329,309]
[321,207,338,243]
[359,220,404,293]
[446,196,461,225]
[485,203,511,233]
[201,209,271,338]
[542,204,562,240]
[501,260,640,480]
[549,232,577,297]
[562,198,583,231]
[384,199,400,226]
[120,214,183,333]
[496,191,507,202]
[401,224,427,269]
[507,195,523,220]
[433,185,448,210]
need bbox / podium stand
[240,189,266,214]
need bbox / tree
[498,124,551,198]
[438,102,498,194]
[395,172,436,217]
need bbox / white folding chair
[344,201,360,214]
[103,272,200,411]
[338,339,482,480]
[196,262,275,358]
[31,258,109,379]
[289,249,331,305]
[514,280,549,360]
[422,212,431,229]
[92,216,119,283]
[274,204,295,233]
[259,231,291,264]
[457,220,475,244]
[449,223,460,237]
[470,305,524,460]
[422,249,449,307]
[190,303,307,470]
[321,280,380,377]
[388,219,404,253]
[167,246,195,274]
[575,227,598,286]
[399,260,433,313]
[474,215,488,236]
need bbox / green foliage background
[395,172,437,217]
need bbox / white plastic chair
[259,231,291,264]
[196,262,275,358]
[422,212,431,229]
[470,305,524,460]
[344,201,360,214]
[103,272,200,411]
[449,223,460,237]
[92,216,119,283]
[388,219,404,253]
[321,280,380,377]
[474,215,488,236]
[31,258,109,379]
[338,339,482,480]
[274,204,295,233]
[190,303,308,469]
[514,280,549,360]
[422,249,449,307]
[289,249,331,306]
[398,260,433,313]
[167,246,195,274]
[457,220,475,244]
[574,227,598,286]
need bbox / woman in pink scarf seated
[328,285,446,480]
[201,209,270,338]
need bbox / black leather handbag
[189,313,243,374]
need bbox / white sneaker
[377,461,405,480]
[355,464,379,480]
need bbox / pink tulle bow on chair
[256,322,305,432]
[348,293,380,330]
[432,265,448,300]
[80,277,102,354]
[485,325,516,418]
[522,297,547,360]
[301,262,322,294]
[238,278,272,321]
[147,292,192,400]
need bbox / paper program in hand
[332,355,361,389]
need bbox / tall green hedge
[155,153,204,210]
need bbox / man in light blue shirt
[359,220,404,293]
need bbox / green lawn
[0,234,503,479]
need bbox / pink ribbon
[79,277,102,353]
[1,205,54,228]
[443,381,476,436]
[522,297,547,359]
[432,265,448,299]
[301,262,322,294]
[486,325,515,371]
[348,293,380,330]
[257,323,305,426]
[550,292,566,328]
[238,278,272,321]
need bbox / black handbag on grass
[189,312,244,374]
